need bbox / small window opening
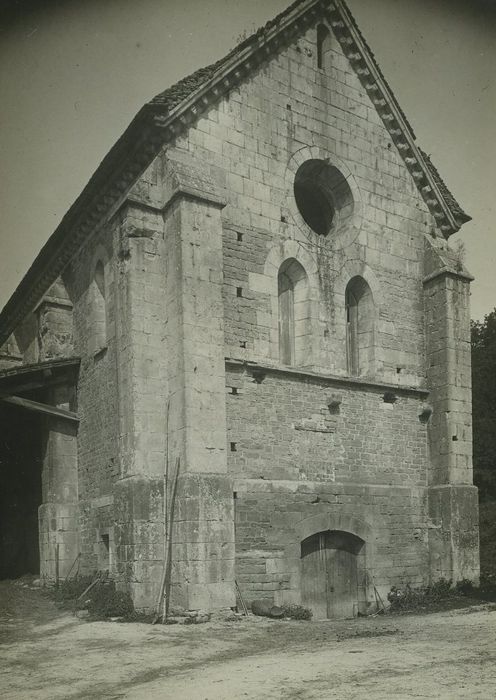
[102,533,110,552]
[237,232,243,242]
[396,367,402,374]
[239,341,247,349]
[230,442,237,452]
[229,387,238,395]
[452,435,458,442]
[236,287,243,297]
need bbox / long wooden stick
[55,544,60,589]
[235,580,249,616]
[153,400,170,625]
[76,572,101,602]
[1,395,79,422]
[374,585,386,613]
[64,553,81,583]
[163,456,180,623]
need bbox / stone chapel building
[0,0,479,617]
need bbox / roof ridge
[418,148,471,224]
[149,0,312,110]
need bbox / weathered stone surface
[0,7,478,614]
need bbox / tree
[471,310,496,500]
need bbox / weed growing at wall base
[51,576,134,619]
[387,578,496,614]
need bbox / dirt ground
[1,580,496,700]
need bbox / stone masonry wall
[165,20,468,605]
[234,480,428,610]
[21,13,474,606]
[226,365,428,486]
[63,220,121,571]
[173,23,438,386]
[226,364,430,606]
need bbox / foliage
[452,240,466,271]
[453,576,496,601]
[85,580,134,619]
[52,575,95,605]
[388,576,496,613]
[476,573,496,601]
[454,578,475,596]
[479,500,496,580]
[387,578,457,612]
[471,310,496,500]
[280,604,313,620]
[51,575,134,619]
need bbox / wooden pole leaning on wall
[153,455,180,624]
[163,456,180,623]
[55,544,60,589]
[235,580,249,616]
[153,399,170,625]
[64,553,81,583]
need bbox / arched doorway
[301,530,365,619]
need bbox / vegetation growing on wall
[471,310,496,501]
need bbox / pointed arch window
[278,268,295,365]
[278,259,310,366]
[345,276,375,377]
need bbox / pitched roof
[0,0,470,346]
[149,0,306,111]
[147,0,470,226]
[419,149,470,224]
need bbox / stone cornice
[162,186,227,215]
[423,267,475,286]
[225,357,430,397]
[328,0,465,237]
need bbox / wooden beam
[0,376,69,399]
[0,395,79,423]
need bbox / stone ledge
[233,479,428,493]
[423,266,474,285]
[225,357,429,397]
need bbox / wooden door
[327,546,358,619]
[301,532,328,620]
[301,531,360,620]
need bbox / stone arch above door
[296,511,372,544]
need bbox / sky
[0,0,495,321]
